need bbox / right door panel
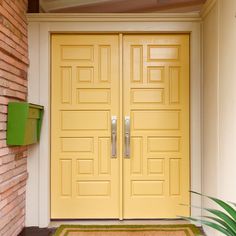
[123,34,190,218]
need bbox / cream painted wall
[218,0,236,201]
[203,0,219,197]
[202,1,219,235]
[202,0,236,235]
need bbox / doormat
[53,224,203,236]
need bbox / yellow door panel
[123,34,190,218]
[51,34,190,219]
[51,34,120,218]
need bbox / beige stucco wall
[202,0,236,235]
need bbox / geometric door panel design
[123,34,190,218]
[51,34,189,219]
[51,34,119,218]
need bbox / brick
[0,169,14,183]
[0,17,24,42]
[0,131,6,139]
[0,40,29,64]
[0,122,6,130]
[0,24,28,51]
[0,192,24,218]
[0,162,14,174]
[0,31,26,56]
[0,154,15,164]
[5,214,25,236]
[5,0,27,21]
[17,186,26,195]
[0,70,28,86]
[15,158,27,167]
[0,190,18,209]
[15,152,26,161]
[0,200,25,234]
[0,87,26,100]
[0,179,26,201]
[0,200,24,231]
[0,5,27,37]
[0,172,28,193]
[2,1,27,27]
[13,164,27,176]
[0,139,7,147]
[0,148,9,157]
[11,220,25,236]
[0,51,28,71]
[0,97,9,105]
[0,61,25,78]
[0,78,27,93]
[0,105,7,113]
[0,26,27,52]
[0,114,7,122]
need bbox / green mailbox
[7,102,44,146]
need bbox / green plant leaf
[182,216,234,236]
[203,216,236,235]
[191,191,236,222]
[206,209,236,234]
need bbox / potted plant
[183,191,236,236]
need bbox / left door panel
[51,34,120,218]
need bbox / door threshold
[49,219,189,228]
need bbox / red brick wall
[0,0,29,235]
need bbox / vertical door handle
[111,116,117,158]
[124,116,130,158]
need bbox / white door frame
[26,13,202,227]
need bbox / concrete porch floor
[19,220,205,235]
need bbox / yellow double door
[51,34,190,219]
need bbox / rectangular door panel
[51,34,120,218]
[123,34,190,218]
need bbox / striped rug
[53,224,203,236]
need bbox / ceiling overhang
[40,0,207,13]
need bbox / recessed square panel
[131,46,143,83]
[77,67,94,83]
[61,138,94,153]
[148,137,180,152]
[77,89,110,104]
[170,67,180,104]
[60,159,72,197]
[77,181,110,197]
[147,67,164,83]
[132,111,180,130]
[148,45,179,61]
[77,159,93,175]
[132,181,164,196]
[170,159,181,196]
[62,45,94,61]
[98,137,111,174]
[131,89,164,104]
[61,111,109,131]
[148,159,164,175]
[99,46,111,82]
[61,67,72,104]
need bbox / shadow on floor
[18,227,56,236]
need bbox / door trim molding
[26,14,202,227]
[27,13,201,22]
